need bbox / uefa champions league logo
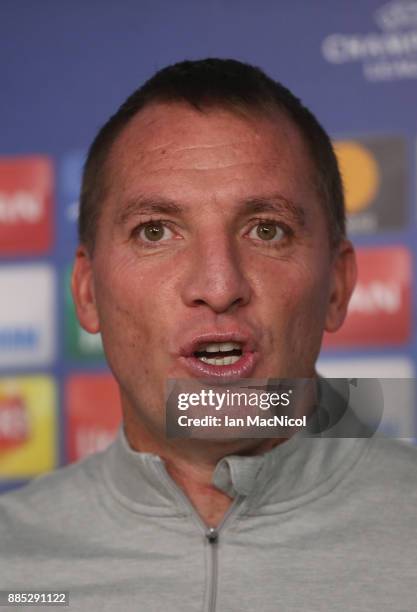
[375,0,417,30]
[321,0,417,81]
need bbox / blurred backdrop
[1,0,416,491]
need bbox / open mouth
[193,341,243,366]
[178,334,258,379]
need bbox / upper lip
[180,331,256,357]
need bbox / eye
[136,221,174,243]
[247,221,285,242]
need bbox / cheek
[93,258,170,370]
[252,259,331,334]
[283,270,332,357]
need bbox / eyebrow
[240,194,306,227]
[114,197,182,226]
[114,192,306,227]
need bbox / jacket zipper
[205,498,241,612]
[155,463,243,612]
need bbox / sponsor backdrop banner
[1,0,416,489]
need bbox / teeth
[199,341,241,353]
[199,355,241,366]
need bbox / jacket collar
[102,408,368,515]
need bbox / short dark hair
[79,58,345,251]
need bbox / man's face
[73,102,355,435]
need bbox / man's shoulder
[354,436,417,499]
[0,448,107,532]
[365,435,417,470]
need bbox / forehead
[104,101,318,208]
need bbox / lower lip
[179,352,258,380]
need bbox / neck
[122,376,318,526]
[123,414,282,526]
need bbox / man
[1,59,416,611]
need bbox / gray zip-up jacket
[0,427,417,611]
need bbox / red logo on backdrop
[0,156,53,255]
[324,246,411,348]
[0,394,30,450]
[66,373,121,463]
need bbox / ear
[71,246,100,334]
[325,239,357,333]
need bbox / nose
[181,234,252,314]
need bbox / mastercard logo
[333,141,381,214]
